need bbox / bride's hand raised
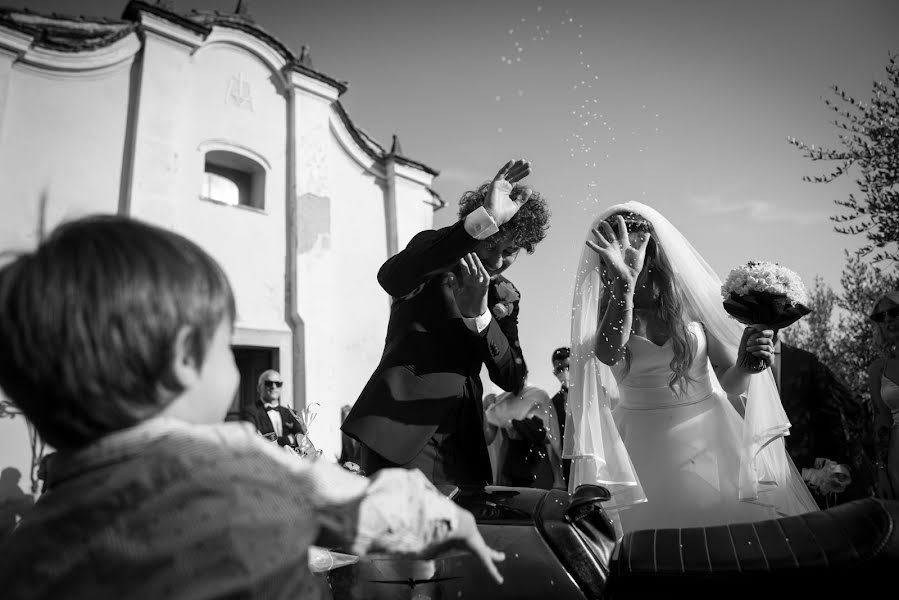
[586,215,651,291]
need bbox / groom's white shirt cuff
[463,207,499,240]
[463,309,492,334]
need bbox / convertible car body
[327,485,899,599]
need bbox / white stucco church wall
[0,1,443,493]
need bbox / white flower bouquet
[721,260,812,371]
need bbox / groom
[341,159,550,486]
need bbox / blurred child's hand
[455,509,505,584]
[421,509,505,585]
[349,469,504,585]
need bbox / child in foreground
[0,215,504,599]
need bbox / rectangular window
[201,150,265,210]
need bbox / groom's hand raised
[450,253,490,318]
[484,159,533,227]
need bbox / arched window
[201,150,266,209]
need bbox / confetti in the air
[490,3,664,202]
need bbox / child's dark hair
[457,183,550,253]
[0,215,235,450]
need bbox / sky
[23,0,899,394]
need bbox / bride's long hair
[598,211,696,392]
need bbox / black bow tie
[265,405,279,412]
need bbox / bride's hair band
[602,211,652,234]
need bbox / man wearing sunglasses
[240,370,306,448]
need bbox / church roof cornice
[0,1,441,184]
[122,1,210,36]
[332,103,439,178]
[123,2,351,95]
[0,7,137,52]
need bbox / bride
[563,202,818,534]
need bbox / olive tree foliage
[788,54,899,266]
[784,54,899,405]
[784,257,897,400]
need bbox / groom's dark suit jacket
[777,342,874,506]
[341,219,527,485]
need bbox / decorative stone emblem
[226,73,254,111]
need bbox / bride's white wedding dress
[565,201,819,534]
[601,322,784,532]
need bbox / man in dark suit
[240,369,306,449]
[774,340,875,507]
[341,159,550,486]
[550,347,571,486]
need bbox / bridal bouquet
[721,261,811,372]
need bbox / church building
[0,0,443,485]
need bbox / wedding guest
[773,338,875,507]
[240,370,306,449]
[342,159,550,486]
[869,290,899,499]
[0,467,32,539]
[485,383,566,490]
[0,216,505,598]
[565,203,818,534]
[550,346,571,485]
[483,393,505,482]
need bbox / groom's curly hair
[458,182,550,253]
